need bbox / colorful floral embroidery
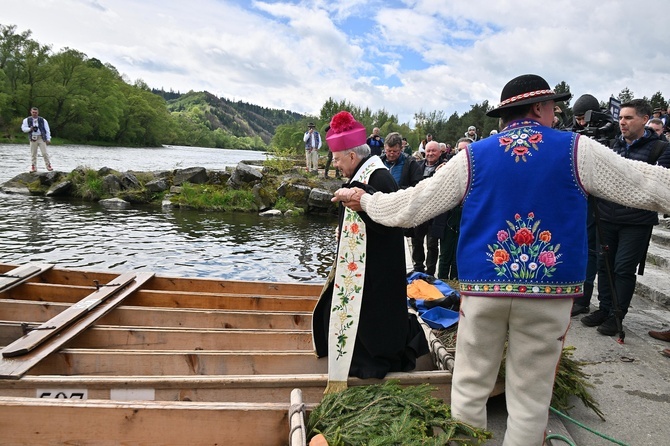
[460,282,580,296]
[498,127,543,162]
[331,212,366,359]
[487,211,561,280]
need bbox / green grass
[174,183,257,211]
[67,168,105,200]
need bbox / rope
[288,402,306,446]
[548,406,630,446]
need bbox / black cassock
[312,156,429,379]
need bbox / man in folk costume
[312,111,428,393]
[332,74,670,445]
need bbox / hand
[46,140,51,145]
[554,105,562,113]
[332,187,365,212]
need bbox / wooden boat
[0,263,503,445]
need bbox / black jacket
[597,130,670,225]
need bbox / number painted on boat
[36,388,88,399]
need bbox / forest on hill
[0,24,302,150]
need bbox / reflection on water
[0,144,338,283]
[0,194,337,282]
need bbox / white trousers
[305,149,319,172]
[30,139,51,168]
[451,295,571,446]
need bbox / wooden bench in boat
[0,396,297,446]
[0,272,154,378]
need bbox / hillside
[155,89,305,145]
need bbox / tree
[618,87,634,103]
[649,91,667,111]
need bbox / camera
[32,126,39,132]
[575,109,620,146]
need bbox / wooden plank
[0,322,313,352]
[6,283,318,312]
[0,299,313,330]
[1,272,139,357]
[0,263,53,293]
[0,272,154,379]
[0,371,457,404]
[0,264,323,297]
[24,349,327,376]
[0,396,293,446]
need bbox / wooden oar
[0,263,53,293]
[0,272,153,379]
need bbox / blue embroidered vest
[458,120,587,299]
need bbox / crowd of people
[315,74,670,446]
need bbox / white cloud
[2,0,670,125]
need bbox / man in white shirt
[21,107,53,172]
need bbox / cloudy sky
[3,0,670,125]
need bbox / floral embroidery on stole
[325,156,387,394]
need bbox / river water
[0,144,337,282]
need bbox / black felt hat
[487,74,572,118]
[307,122,316,128]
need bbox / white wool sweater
[360,136,670,227]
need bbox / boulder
[146,178,169,193]
[97,167,116,176]
[279,183,311,208]
[46,180,73,197]
[227,162,263,188]
[174,167,208,185]
[0,185,31,195]
[308,188,334,210]
[252,183,273,211]
[120,172,141,190]
[259,209,282,217]
[99,197,130,209]
[208,170,232,185]
[102,174,123,195]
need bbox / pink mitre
[326,111,367,152]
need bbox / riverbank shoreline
[0,161,344,216]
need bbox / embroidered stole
[325,156,387,394]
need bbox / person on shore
[303,122,321,174]
[322,125,341,179]
[567,93,601,316]
[410,141,444,276]
[331,74,670,445]
[312,111,427,391]
[582,99,670,336]
[464,125,479,141]
[21,107,53,172]
[379,132,422,189]
[433,137,470,281]
[402,137,412,156]
[366,127,384,156]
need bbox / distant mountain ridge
[153,89,305,144]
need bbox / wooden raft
[0,263,485,446]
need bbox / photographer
[366,127,384,156]
[568,93,620,146]
[21,107,53,172]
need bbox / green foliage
[0,24,297,148]
[263,145,298,173]
[273,196,303,214]
[67,168,104,200]
[173,183,257,212]
[307,381,491,445]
